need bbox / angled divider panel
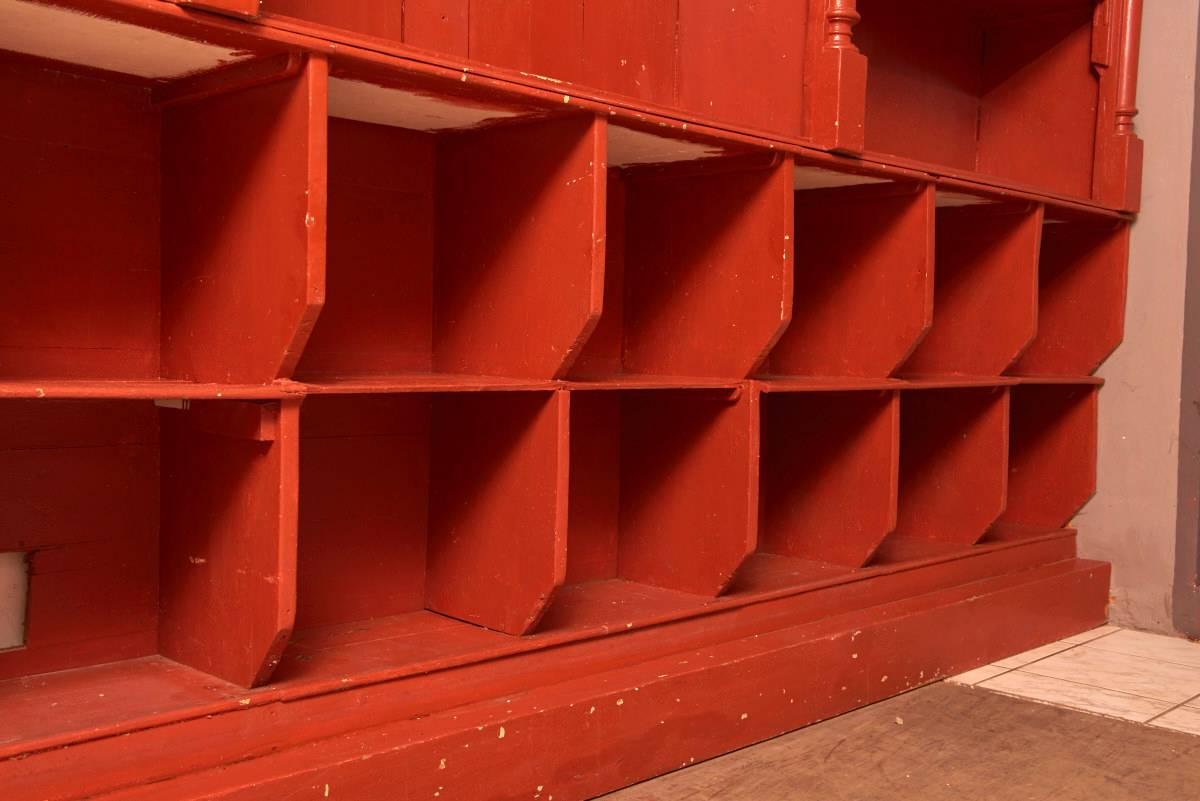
[901,201,1042,377]
[1000,383,1098,529]
[0,398,299,688]
[758,386,902,563]
[296,391,565,638]
[888,387,1010,551]
[765,180,933,377]
[760,389,899,567]
[297,69,603,383]
[561,387,758,601]
[434,116,605,378]
[1009,217,1129,376]
[571,147,793,380]
[159,400,300,688]
[161,57,327,383]
[426,391,568,633]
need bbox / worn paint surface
[0,1,1142,799]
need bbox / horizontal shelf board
[1007,375,1105,386]
[0,526,1076,759]
[793,164,893,191]
[608,123,734,168]
[563,375,743,390]
[727,553,856,595]
[756,376,905,392]
[0,380,297,400]
[759,376,1026,392]
[892,375,1021,389]
[298,375,556,393]
[537,579,713,631]
[0,0,266,81]
[328,75,539,132]
[0,655,252,756]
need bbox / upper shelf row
[246,0,1143,209]
[1,50,1128,386]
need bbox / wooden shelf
[0,3,1135,799]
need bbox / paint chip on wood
[0,552,27,651]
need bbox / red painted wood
[805,0,868,152]
[159,399,299,687]
[1010,217,1129,376]
[298,391,566,636]
[901,202,1042,377]
[975,6,1099,200]
[580,0,676,107]
[0,401,158,680]
[434,115,604,378]
[167,0,261,19]
[765,182,934,377]
[0,531,1082,797]
[0,399,296,689]
[162,56,325,383]
[566,388,758,597]
[0,3,1139,798]
[0,59,159,380]
[892,387,1009,545]
[405,0,469,56]
[68,560,1107,801]
[467,0,582,83]
[295,118,436,378]
[856,0,1102,199]
[572,156,793,379]
[426,391,568,634]
[297,394,432,629]
[760,390,898,567]
[676,0,807,137]
[1093,0,1144,211]
[297,114,603,381]
[193,0,1139,206]
[260,1,404,43]
[1002,383,1098,529]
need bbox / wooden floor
[602,682,1200,800]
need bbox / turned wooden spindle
[826,0,861,52]
[1114,0,1143,135]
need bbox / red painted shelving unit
[0,1,1140,799]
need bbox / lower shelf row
[0,382,1097,689]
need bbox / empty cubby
[0,51,324,385]
[856,0,1104,198]
[294,69,604,385]
[762,177,934,378]
[900,199,1042,377]
[759,389,899,567]
[539,386,757,631]
[293,391,565,643]
[1009,216,1130,376]
[568,125,793,381]
[1000,382,1099,530]
[875,386,1010,562]
[0,398,299,688]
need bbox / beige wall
[1077,0,1200,633]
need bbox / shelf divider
[159,399,301,688]
[161,55,327,384]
